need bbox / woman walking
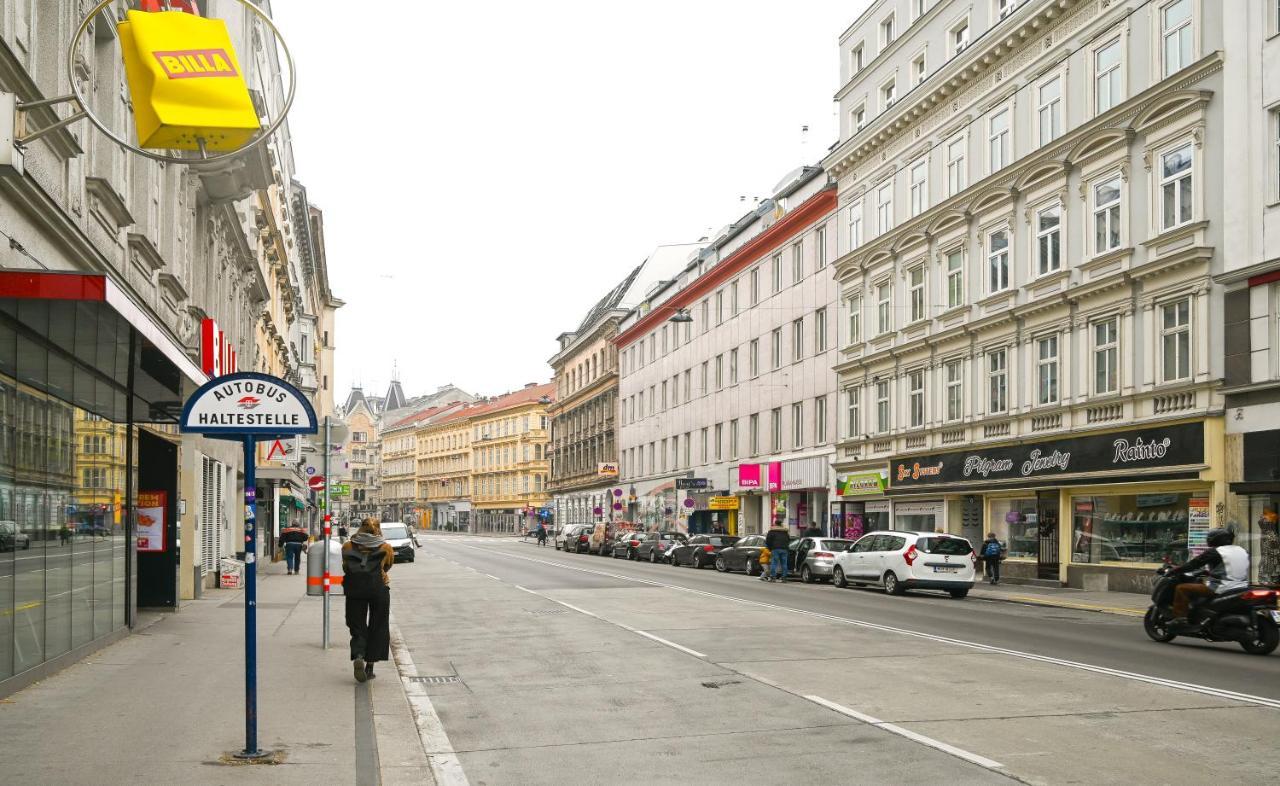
[343,518,394,683]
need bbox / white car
[831,531,976,599]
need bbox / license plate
[1270,610,1280,623]
[933,566,959,573]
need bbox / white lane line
[482,574,501,581]
[806,696,1004,770]
[633,630,707,658]
[389,618,470,786]
[453,543,1280,711]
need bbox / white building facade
[826,0,1232,592]
[616,169,840,536]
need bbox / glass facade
[990,497,1040,559]
[1070,491,1200,564]
[1231,494,1280,585]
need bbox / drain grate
[529,608,569,615]
[409,675,459,684]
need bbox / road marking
[806,696,1005,770]
[633,630,707,658]
[482,573,501,581]
[511,581,705,657]
[444,542,1280,711]
[388,618,469,786]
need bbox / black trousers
[345,585,390,662]
[984,557,1001,581]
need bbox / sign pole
[322,416,331,650]
[238,435,264,759]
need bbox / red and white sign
[136,490,167,552]
[200,318,238,379]
[308,475,326,491]
[265,437,299,462]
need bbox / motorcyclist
[1167,527,1250,627]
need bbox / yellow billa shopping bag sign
[118,9,260,151]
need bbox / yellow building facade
[469,383,555,533]
[417,409,476,531]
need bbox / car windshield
[917,536,970,555]
[817,540,851,552]
[382,525,409,539]
[707,536,738,547]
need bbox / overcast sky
[272,0,869,403]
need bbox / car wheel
[650,549,659,563]
[692,554,703,569]
[715,557,727,572]
[747,561,760,577]
[801,566,814,584]
[948,588,968,599]
[832,566,848,588]
[883,571,905,595]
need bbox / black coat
[765,528,791,551]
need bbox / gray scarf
[351,531,385,549]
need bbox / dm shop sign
[890,422,1204,489]
[181,372,318,436]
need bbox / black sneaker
[365,663,376,679]
[354,657,368,683]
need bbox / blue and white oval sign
[181,372,318,437]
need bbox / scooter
[1144,566,1280,655]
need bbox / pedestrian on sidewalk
[765,520,791,582]
[343,518,394,683]
[981,533,1005,585]
[536,521,548,547]
[278,525,309,575]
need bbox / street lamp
[668,308,693,324]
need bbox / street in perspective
[2,1,1280,785]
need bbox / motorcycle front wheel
[1239,618,1280,656]
[1143,607,1177,643]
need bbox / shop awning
[281,495,305,510]
[0,271,207,423]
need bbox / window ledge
[1140,219,1209,251]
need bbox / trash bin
[305,539,344,597]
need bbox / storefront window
[894,500,943,532]
[990,498,1039,559]
[1234,494,1280,585]
[1071,492,1198,564]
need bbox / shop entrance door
[1036,490,1059,580]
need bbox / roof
[464,382,556,419]
[383,401,468,431]
[574,264,642,334]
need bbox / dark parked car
[596,524,635,557]
[634,531,687,563]
[610,531,645,559]
[714,534,767,575]
[670,535,739,569]
[560,524,593,554]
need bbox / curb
[972,590,1147,617]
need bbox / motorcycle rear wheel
[1239,618,1280,656]
[1143,607,1177,643]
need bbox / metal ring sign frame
[68,0,296,164]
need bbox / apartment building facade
[470,384,555,533]
[417,407,476,531]
[616,172,840,536]
[826,0,1229,591]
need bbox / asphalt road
[425,534,1280,701]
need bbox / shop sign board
[837,471,887,496]
[675,478,709,490]
[737,462,782,491]
[890,422,1204,489]
[180,372,318,436]
[598,462,619,478]
[1187,497,1212,556]
[136,490,167,552]
[709,496,739,510]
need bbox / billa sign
[180,372,318,437]
[889,422,1205,489]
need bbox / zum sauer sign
[890,422,1204,488]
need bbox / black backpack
[343,548,385,598]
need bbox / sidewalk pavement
[968,580,1150,617]
[0,558,433,785]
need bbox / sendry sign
[181,372,317,437]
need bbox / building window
[847,296,862,344]
[876,181,893,234]
[945,359,964,421]
[989,348,1008,413]
[908,369,926,428]
[1094,317,1119,395]
[881,13,896,47]
[661,380,668,410]
[792,242,803,284]
[714,423,723,461]
[1095,38,1122,114]
[851,43,864,74]
[1160,143,1193,230]
[700,427,708,463]
[946,249,964,308]
[792,403,804,449]
[700,300,709,333]
[660,439,668,472]
[1162,0,1192,77]
[771,328,782,369]
[1161,298,1191,381]
[912,53,927,86]
[989,108,1010,173]
[987,229,1010,293]
[997,0,1019,21]
[683,369,691,403]
[946,137,965,196]
[730,419,739,459]
[852,105,867,133]
[1037,74,1063,145]
[730,279,740,316]
[715,290,724,325]
[909,158,928,216]
[815,307,828,352]
[1036,204,1062,276]
[815,395,828,444]
[1094,176,1122,253]
[771,408,783,453]
[749,338,760,377]
[729,348,739,385]
[750,413,760,456]
[881,78,897,111]
[844,387,861,438]
[791,318,804,361]
[772,253,783,293]
[848,201,863,248]
[911,0,927,21]
[672,373,680,404]
[906,267,926,323]
[951,20,970,55]
[875,381,891,433]
[700,361,708,394]
[816,226,827,269]
[1037,335,1059,405]
[876,282,892,334]
[715,354,724,390]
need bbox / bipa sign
[181,372,317,437]
[200,318,237,379]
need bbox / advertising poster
[1187,498,1211,556]
[137,490,167,552]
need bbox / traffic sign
[308,475,326,491]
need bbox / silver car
[0,521,30,552]
[794,536,853,583]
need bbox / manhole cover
[409,675,459,684]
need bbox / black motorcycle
[1144,567,1280,655]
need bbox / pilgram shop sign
[181,372,318,436]
[890,422,1204,488]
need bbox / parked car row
[550,525,978,599]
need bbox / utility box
[306,538,344,596]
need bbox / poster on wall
[136,490,167,553]
[1187,497,1211,556]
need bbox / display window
[1231,494,1280,585]
[989,497,1039,559]
[894,500,943,532]
[1070,491,1203,564]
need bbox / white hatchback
[831,531,976,599]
